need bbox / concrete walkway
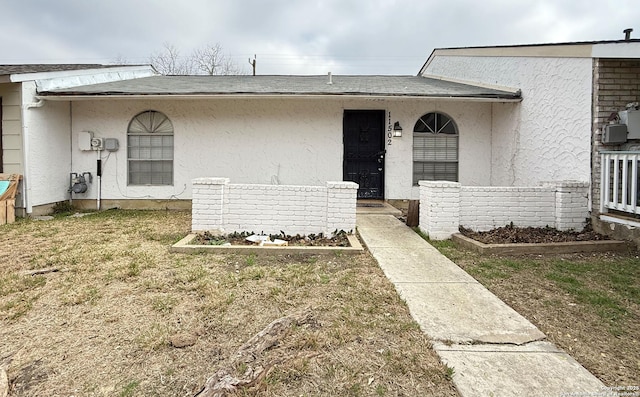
[356,212,606,397]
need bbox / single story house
[2,35,640,242]
[12,72,522,214]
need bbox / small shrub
[51,201,75,214]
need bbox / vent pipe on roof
[624,28,633,41]
[327,72,333,85]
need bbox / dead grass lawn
[0,210,457,396]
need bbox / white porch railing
[600,151,640,215]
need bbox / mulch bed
[459,225,610,244]
[192,231,351,247]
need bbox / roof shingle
[40,75,521,100]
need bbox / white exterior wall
[71,98,344,202]
[424,56,593,186]
[21,82,72,210]
[384,99,493,199]
[70,97,495,202]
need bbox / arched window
[413,112,458,184]
[127,110,174,185]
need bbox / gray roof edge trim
[36,92,522,102]
[422,74,521,95]
[418,49,437,76]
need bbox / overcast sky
[1,0,638,75]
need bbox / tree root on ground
[195,309,318,397]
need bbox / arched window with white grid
[127,110,174,185]
[413,112,458,185]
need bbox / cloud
[0,0,638,74]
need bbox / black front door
[343,110,385,199]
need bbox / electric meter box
[603,124,628,144]
[78,131,92,151]
[104,138,119,152]
[619,109,640,139]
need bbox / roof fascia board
[427,44,593,59]
[37,93,522,103]
[8,65,155,83]
[419,40,640,75]
[592,42,640,58]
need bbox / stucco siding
[22,81,72,208]
[424,56,593,186]
[0,83,23,174]
[69,97,495,202]
[71,99,344,202]
[333,98,493,199]
[383,99,493,199]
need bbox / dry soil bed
[459,224,609,244]
[192,231,351,247]
[0,210,457,397]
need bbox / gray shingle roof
[40,75,521,100]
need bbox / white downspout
[20,119,31,214]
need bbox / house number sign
[387,112,393,146]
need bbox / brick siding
[592,58,640,213]
[419,181,589,240]
[191,178,357,236]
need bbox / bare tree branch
[218,57,245,76]
[193,43,245,75]
[149,42,194,75]
[148,42,244,76]
[192,43,224,75]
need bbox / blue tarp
[0,181,9,196]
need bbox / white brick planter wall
[192,178,357,236]
[419,181,589,240]
[419,181,461,240]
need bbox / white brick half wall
[419,181,461,240]
[191,178,358,236]
[419,181,589,240]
